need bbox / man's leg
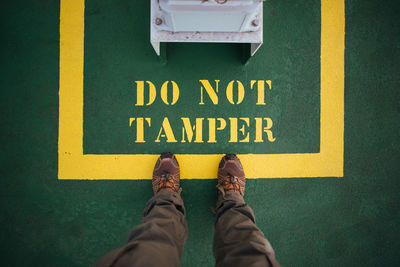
[95,153,187,267]
[213,154,280,267]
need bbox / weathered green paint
[83,0,320,154]
[1,0,399,266]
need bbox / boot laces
[161,172,170,187]
[221,174,239,193]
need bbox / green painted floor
[1,0,400,266]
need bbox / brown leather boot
[217,154,246,196]
[152,152,181,194]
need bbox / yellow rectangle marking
[59,0,344,179]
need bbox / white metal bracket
[150,0,263,59]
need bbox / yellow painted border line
[59,0,344,179]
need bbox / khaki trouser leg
[94,190,188,267]
[213,192,280,267]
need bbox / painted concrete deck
[1,0,399,266]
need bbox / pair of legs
[95,153,280,267]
